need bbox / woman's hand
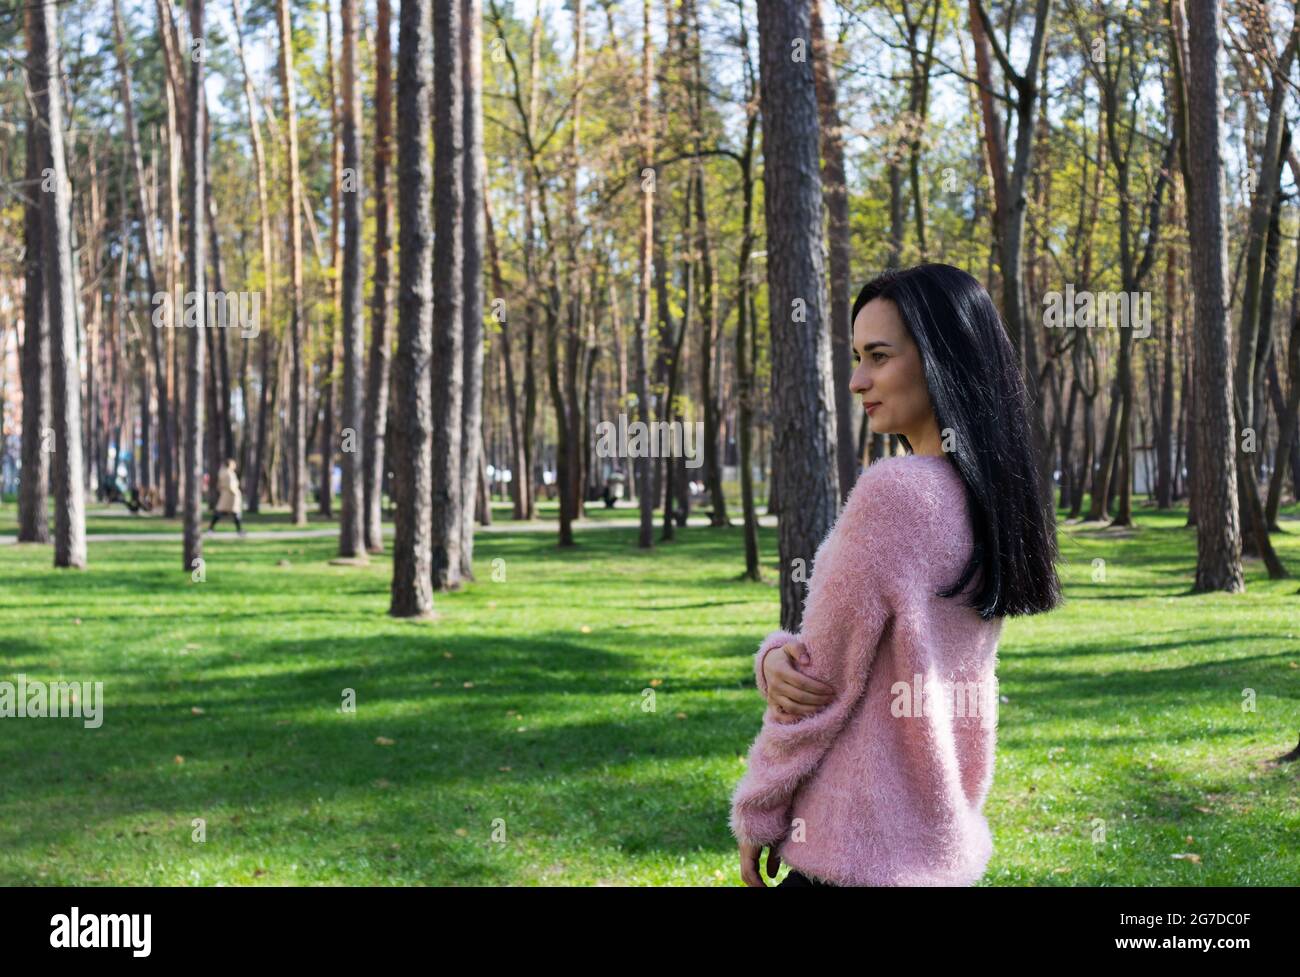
[762,641,835,723]
[738,839,781,887]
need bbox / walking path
[0,512,778,545]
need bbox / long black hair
[851,262,1062,620]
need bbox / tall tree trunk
[364,0,394,551]
[336,0,365,558]
[390,0,435,617]
[810,0,855,503]
[659,169,693,542]
[1265,237,1300,523]
[34,0,86,568]
[756,0,839,631]
[969,0,1054,510]
[19,20,50,544]
[115,0,175,510]
[160,1,185,516]
[320,1,342,518]
[736,69,761,580]
[458,0,486,577]
[635,0,655,549]
[431,0,465,588]
[230,0,273,512]
[484,192,526,520]
[1178,0,1244,591]
[563,0,588,527]
[276,0,308,525]
[1157,181,1179,508]
[182,0,207,573]
[84,153,102,496]
[1236,23,1298,475]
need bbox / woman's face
[850,297,939,449]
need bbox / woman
[208,458,245,536]
[730,263,1062,887]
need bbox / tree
[182,0,207,574]
[968,0,1054,509]
[755,0,839,630]
[431,0,465,590]
[634,0,655,550]
[33,0,86,569]
[19,4,50,545]
[1064,0,1178,527]
[1177,0,1243,592]
[364,0,395,553]
[320,2,342,519]
[459,0,486,578]
[390,0,435,618]
[338,0,366,560]
[229,0,274,512]
[731,0,761,579]
[114,0,177,517]
[686,0,727,526]
[276,0,308,526]
[810,0,856,503]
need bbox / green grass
[0,495,717,536]
[0,496,1297,885]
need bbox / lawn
[0,494,712,537]
[0,495,1297,885]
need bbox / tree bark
[431,0,465,588]
[756,0,839,631]
[19,14,50,544]
[458,0,486,577]
[1179,0,1244,591]
[229,0,273,512]
[320,2,342,518]
[182,0,207,574]
[34,0,86,568]
[335,0,365,558]
[276,0,308,525]
[810,0,856,504]
[635,0,655,549]
[364,0,395,551]
[390,0,435,617]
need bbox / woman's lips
[864,401,881,414]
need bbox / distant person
[100,473,143,514]
[208,458,245,536]
[602,472,625,508]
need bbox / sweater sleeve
[729,463,929,849]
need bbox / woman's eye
[872,352,886,364]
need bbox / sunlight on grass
[0,497,1297,884]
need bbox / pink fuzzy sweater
[729,453,1005,886]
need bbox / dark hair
[851,262,1062,620]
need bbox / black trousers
[779,869,837,887]
[209,511,243,532]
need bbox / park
[0,0,1297,897]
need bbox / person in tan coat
[208,458,245,536]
